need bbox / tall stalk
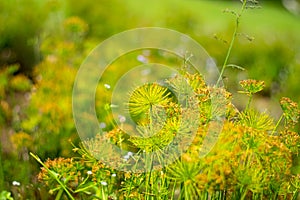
[217,0,248,86]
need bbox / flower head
[12,181,20,186]
[128,83,171,119]
[239,79,265,95]
[87,171,93,175]
[99,122,106,129]
[280,97,300,125]
[118,115,126,123]
[100,181,108,186]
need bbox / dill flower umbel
[280,97,300,126]
[239,79,265,95]
[128,83,171,118]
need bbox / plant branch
[30,152,75,200]
[217,0,248,86]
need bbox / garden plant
[29,0,300,199]
[1,0,300,199]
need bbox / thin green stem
[240,186,248,200]
[125,173,135,200]
[145,154,154,200]
[171,179,177,200]
[217,0,248,86]
[217,23,238,86]
[246,94,253,110]
[55,189,64,200]
[184,184,188,199]
[149,106,154,134]
[125,154,142,200]
[293,190,299,200]
[101,186,107,200]
[272,114,284,135]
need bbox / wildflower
[104,84,111,89]
[111,173,116,177]
[128,83,171,117]
[280,97,300,125]
[106,128,124,144]
[239,79,265,95]
[12,181,20,186]
[99,122,106,129]
[129,191,139,198]
[118,115,126,123]
[239,109,274,131]
[101,181,108,186]
[87,171,92,175]
[182,153,193,163]
[123,151,133,161]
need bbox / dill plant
[32,0,300,199]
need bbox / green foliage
[239,109,274,131]
[17,15,92,159]
[1,0,300,199]
[280,97,300,127]
[128,83,171,122]
[0,190,13,200]
[32,1,300,199]
[0,0,55,74]
[0,64,33,126]
[64,0,137,39]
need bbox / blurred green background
[0,0,300,198]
